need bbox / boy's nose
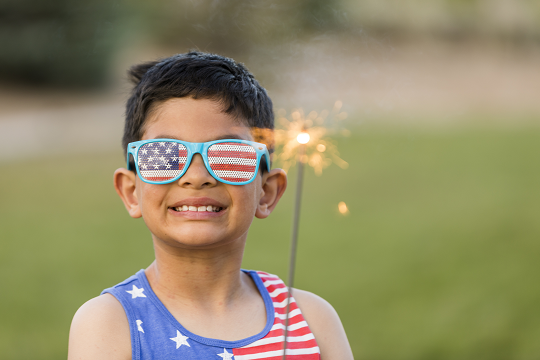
[178,153,217,188]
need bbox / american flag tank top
[102,269,321,360]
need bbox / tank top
[101,269,321,359]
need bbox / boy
[68,51,353,360]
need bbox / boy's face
[114,97,286,250]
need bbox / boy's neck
[144,236,252,310]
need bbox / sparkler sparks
[338,201,349,215]
[274,102,349,175]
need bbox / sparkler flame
[296,132,310,144]
[274,102,349,175]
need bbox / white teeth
[174,205,222,212]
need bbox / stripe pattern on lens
[138,142,188,182]
[208,142,257,182]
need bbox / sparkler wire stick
[282,142,306,360]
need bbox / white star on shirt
[170,330,190,349]
[126,285,146,299]
[141,149,148,154]
[165,147,172,154]
[218,348,234,359]
[136,320,144,333]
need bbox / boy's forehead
[142,98,254,142]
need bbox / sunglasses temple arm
[126,149,133,171]
[264,149,271,172]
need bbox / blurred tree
[2,0,538,90]
[126,0,344,55]
[299,0,345,31]
[341,0,540,41]
[0,0,119,88]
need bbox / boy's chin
[152,230,244,250]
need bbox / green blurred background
[1,1,540,359]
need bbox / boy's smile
[123,97,271,249]
[168,196,226,219]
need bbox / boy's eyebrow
[153,135,182,140]
[214,134,250,140]
[153,134,249,141]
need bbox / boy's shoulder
[68,294,131,359]
[293,288,341,325]
[293,288,354,360]
[68,272,141,359]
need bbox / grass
[1,124,540,359]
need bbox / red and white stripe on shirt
[233,272,321,360]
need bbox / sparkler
[276,102,349,359]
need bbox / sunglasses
[127,139,271,185]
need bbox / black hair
[123,51,274,166]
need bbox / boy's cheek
[134,183,159,219]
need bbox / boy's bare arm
[68,294,131,360]
[294,289,354,360]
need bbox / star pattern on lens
[137,141,188,182]
[139,142,183,171]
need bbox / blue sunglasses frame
[127,138,271,185]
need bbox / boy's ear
[113,168,142,218]
[255,169,287,219]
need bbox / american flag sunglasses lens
[138,142,188,182]
[207,142,258,183]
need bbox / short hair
[122,51,274,163]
